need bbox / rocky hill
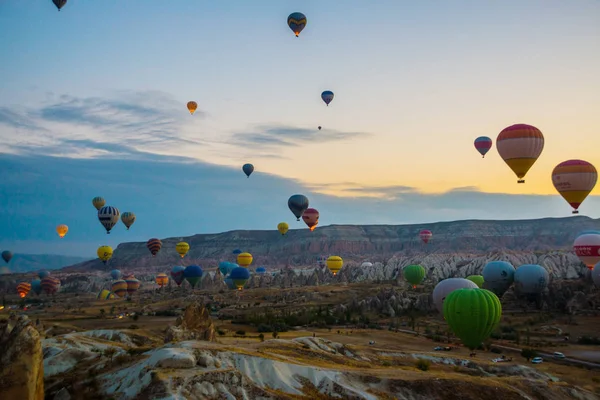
[2,253,90,274]
[66,216,598,271]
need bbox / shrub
[128,324,139,330]
[521,348,537,361]
[490,347,502,354]
[217,329,226,336]
[415,359,430,371]
[235,330,246,336]
[577,336,600,345]
[258,333,264,342]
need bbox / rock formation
[0,314,44,400]
[164,301,216,343]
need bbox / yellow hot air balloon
[187,101,198,115]
[121,212,136,230]
[326,256,343,276]
[237,252,253,268]
[552,160,598,214]
[155,273,169,287]
[176,242,190,258]
[496,124,544,183]
[277,222,289,236]
[56,224,69,238]
[92,196,106,210]
[97,245,113,264]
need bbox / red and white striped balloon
[573,233,600,270]
[419,229,433,244]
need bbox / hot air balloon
[326,256,343,276]
[473,136,492,158]
[52,0,67,11]
[219,261,234,276]
[466,275,484,288]
[482,261,515,297]
[321,90,334,106]
[31,279,42,295]
[224,276,236,290]
[242,163,254,178]
[277,222,289,236]
[92,196,105,210]
[288,194,309,221]
[1,251,12,264]
[256,267,266,275]
[232,249,242,255]
[121,212,136,230]
[432,278,478,313]
[176,242,190,258]
[170,266,185,286]
[41,276,61,295]
[97,245,113,264]
[443,288,502,350]
[403,265,426,288]
[496,124,544,183]
[287,12,307,37]
[318,126,322,130]
[97,289,115,300]
[361,262,373,268]
[98,206,120,234]
[230,267,250,290]
[514,264,549,295]
[573,233,600,270]
[111,280,128,297]
[317,256,327,268]
[184,265,203,288]
[17,282,31,298]
[551,160,597,214]
[156,273,169,288]
[38,270,49,279]
[56,224,69,238]
[593,263,600,287]
[125,277,141,296]
[147,238,162,257]
[187,101,198,115]
[419,230,432,244]
[110,269,122,280]
[237,252,253,268]
[302,208,319,231]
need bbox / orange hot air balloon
[56,224,69,238]
[187,101,198,115]
[552,160,597,214]
[496,124,544,183]
[17,282,31,298]
[155,273,169,288]
[302,208,319,231]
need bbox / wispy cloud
[0,106,44,131]
[307,182,418,199]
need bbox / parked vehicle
[553,352,566,359]
[531,357,543,364]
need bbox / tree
[99,309,105,318]
[258,333,264,342]
[521,348,537,361]
[272,331,278,339]
[104,347,117,363]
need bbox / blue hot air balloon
[321,91,334,106]
[38,270,50,279]
[242,163,254,178]
[230,267,250,290]
[31,279,42,295]
[256,267,266,275]
[287,12,307,37]
[171,265,185,286]
[288,194,309,221]
[224,276,236,290]
[110,269,122,280]
[184,265,203,288]
[232,249,242,255]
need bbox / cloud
[307,182,418,199]
[0,106,44,131]
[231,124,371,148]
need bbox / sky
[0,1,599,256]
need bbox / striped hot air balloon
[92,196,105,210]
[419,229,432,244]
[302,208,319,231]
[147,238,162,257]
[121,212,136,230]
[41,276,61,295]
[111,280,128,297]
[552,160,597,214]
[170,266,185,286]
[125,277,141,296]
[237,252,253,268]
[496,124,544,183]
[17,282,31,298]
[97,289,115,300]
[98,206,120,234]
[156,273,169,288]
[474,136,492,158]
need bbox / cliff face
[65,216,599,271]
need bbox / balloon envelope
[256,267,266,274]
[277,222,289,235]
[97,246,113,263]
[403,265,426,286]
[237,252,253,268]
[321,90,334,106]
[551,159,597,214]
[482,261,515,297]
[38,270,49,279]
[92,196,105,210]
[288,194,309,221]
[433,278,478,313]
[110,269,122,280]
[187,101,198,114]
[496,124,544,183]
[419,230,432,244]
[111,280,128,297]
[125,278,141,295]
[121,212,136,230]
[184,265,203,288]
[573,233,600,269]
[326,256,343,275]
[98,206,120,234]
[1,250,12,264]
[593,263,600,287]
[242,163,254,178]
[302,208,319,231]
[230,267,250,290]
[56,224,69,238]
[176,242,190,258]
[514,264,549,295]
[287,12,307,37]
[31,279,42,295]
[474,136,492,157]
[156,273,169,287]
[466,275,484,288]
[170,266,185,286]
[147,238,162,256]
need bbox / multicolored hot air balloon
[482,261,515,297]
[156,273,169,288]
[326,256,343,276]
[147,238,162,257]
[184,265,203,288]
[17,282,31,298]
[31,279,42,295]
[473,136,492,158]
[466,275,484,288]
[98,206,120,234]
[551,160,597,214]
[121,212,136,230]
[433,278,478,313]
[242,163,254,178]
[1,250,12,264]
[97,245,113,264]
[38,270,49,279]
[288,194,309,221]
[41,276,61,295]
[573,233,600,270]
[176,242,190,258]
[230,267,250,290]
[443,288,502,350]
[277,222,289,236]
[111,280,128,298]
[170,266,185,286]
[419,230,432,244]
[403,265,426,288]
[302,208,319,231]
[53,0,67,11]
[92,196,105,210]
[56,224,69,238]
[110,269,121,280]
[237,252,253,268]
[125,277,141,296]
[287,12,307,37]
[496,124,544,183]
[256,266,266,275]
[187,101,198,115]
[97,289,115,300]
[321,91,334,106]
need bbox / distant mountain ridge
[3,254,90,274]
[64,216,598,271]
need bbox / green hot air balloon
[466,275,484,288]
[443,288,502,350]
[403,264,426,288]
